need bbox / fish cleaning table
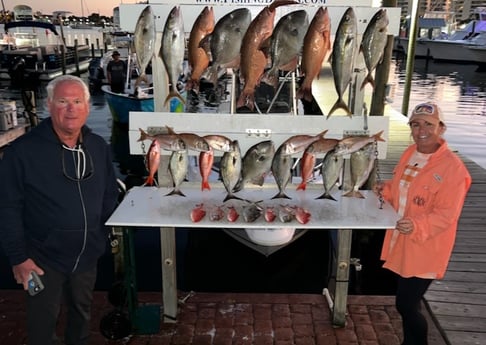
[106,184,399,327]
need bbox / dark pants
[26,264,97,345]
[396,276,433,345]
[110,82,125,94]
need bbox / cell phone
[27,272,44,296]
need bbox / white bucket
[245,228,296,246]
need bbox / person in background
[374,102,471,345]
[0,75,119,345]
[106,50,126,93]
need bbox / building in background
[396,0,485,20]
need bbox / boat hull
[102,85,154,124]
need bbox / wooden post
[74,40,80,76]
[332,229,353,326]
[160,227,177,322]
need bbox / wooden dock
[383,109,486,345]
[0,120,30,149]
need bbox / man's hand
[12,259,44,290]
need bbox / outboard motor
[8,57,26,88]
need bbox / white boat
[467,45,486,68]
[424,30,486,63]
[420,8,486,63]
[0,21,92,83]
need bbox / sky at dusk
[6,0,132,17]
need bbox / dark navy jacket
[0,118,119,273]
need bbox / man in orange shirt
[374,102,471,345]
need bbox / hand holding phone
[27,272,44,296]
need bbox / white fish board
[128,112,390,159]
[106,186,399,229]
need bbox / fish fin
[232,179,243,193]
[360,73,375,90]
[201,180,211,191]
[343,190,365,198]
[223,193,243,203]
[166,189,186,197]
[236,89,255,110]
[327,98,353,119]
[315,192,337,201]
[269,0,299,12]
[373,130,386,142]
[138,128,148,141]
[165,125,176,134]
[271,191,292,200]
[164,91,186,109]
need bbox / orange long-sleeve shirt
[380,139,471,279]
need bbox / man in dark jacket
[0,75,119,345]
[106,50,127,93]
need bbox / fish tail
[166,188,186,197]
[138,128,148,142]
[343,190,365,199]
[373,130,386,142]
[315,192,337,201]
[296,84,313,102]
[360,73,375,90]
[269,0,298,12]
[296,182,307,191]
[204,66,218,86]
[236,89,255,110]
[201,180,211,191]
[144,176,153,186]
[223,193,243,203]
[271,191,292,200]
[327,98,353,119]
[164,90,186,109]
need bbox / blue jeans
[26,263,97,345]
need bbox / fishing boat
[0,21,92,83]
[102,85,154,124]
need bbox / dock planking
[384,109,486,345]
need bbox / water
[1,58,485,294]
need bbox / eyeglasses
[413,104,435,115]
[61,144,94,182]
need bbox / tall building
[394,0,485,20]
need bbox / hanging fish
[201,8,252,85]
[233,140,275,192]
[315,149,344,201]
[261,10,309,88]
[237,0,298,110]
[166,149,188,197]
[133,6,156,83]
[186,6,215,92]
[296,7,331,102]
[343,142,377,198]
[328,7,358,118]
[199,147,214,191]
[160,6,186,108]
[360,9,389,90]
[144,139,160,186]
[220,140,242,202]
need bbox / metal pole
[401,0,420,117]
